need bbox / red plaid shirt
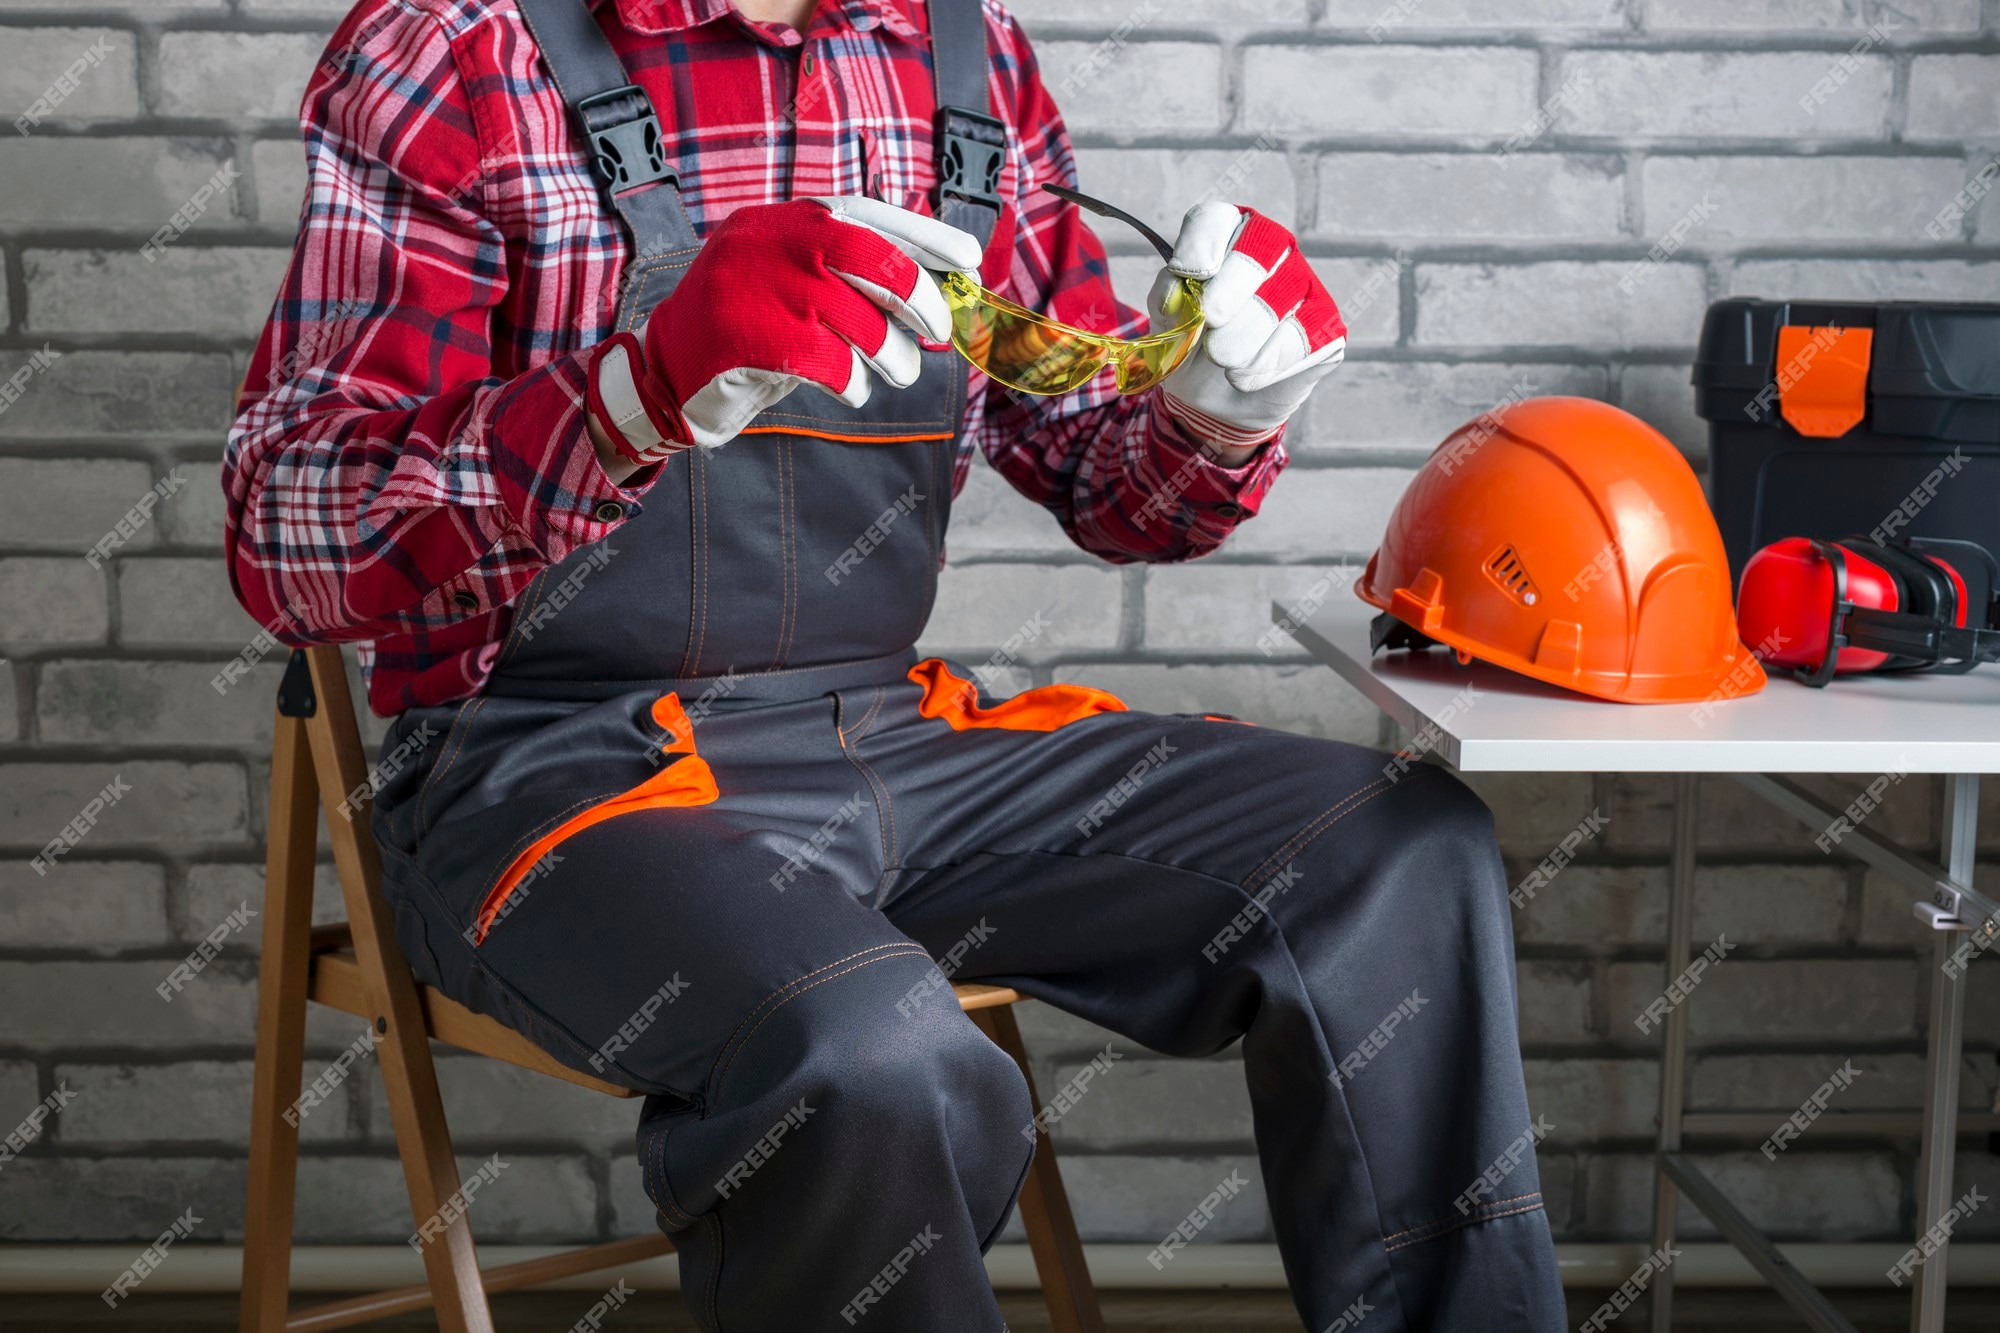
[224,0,1288,716]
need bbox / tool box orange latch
[1775,324,1873,439]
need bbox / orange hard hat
[1357,396,1765,705]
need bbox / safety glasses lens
[942,274,1109,395]
[941,272,1203,397]
[1111,281,1202,394]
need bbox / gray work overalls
[368,0,1566,1327]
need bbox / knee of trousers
[1275,758,1512,941]
[693,951,1036,1222]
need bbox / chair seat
[304,925,1023,1100]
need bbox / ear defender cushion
[1851,538,1953,623]
[1830,539,1906,613]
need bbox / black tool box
[1693,297,2000,583]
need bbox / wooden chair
[241,644,1105,1332]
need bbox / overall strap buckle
[578,84,676,194]
[935,105,1005,213]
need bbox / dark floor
[12,1289,2000,1331]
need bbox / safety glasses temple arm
[1039,183,1176,262]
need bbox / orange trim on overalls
[472,694,718,944]
[737,424,957,444]
[909,658,1127,732]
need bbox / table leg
[1650,772,1700,1333]
[1913,773,1979,1333]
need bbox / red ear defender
[1738,537,1902,677]
[1736,535,2000,686]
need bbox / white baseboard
[4,1242,1994,1293]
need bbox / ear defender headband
[1736,535,2000,686]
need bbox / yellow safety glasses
[939,184,1205,396]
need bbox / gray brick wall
[1,0,1997,1255]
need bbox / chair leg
[970,1005,1106,1333]
[241,712,322,1332]
[301,647,494,1333]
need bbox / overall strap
[928,0,1003,248]
[517,0,1003,253]
[514,0,703,257]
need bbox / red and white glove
[590,196,983,459]
[1150,203,1346,449]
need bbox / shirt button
[452,590,479,611]
[1215,502,1243,519]
[594,501,626,523]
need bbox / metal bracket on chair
[277,649,317,718]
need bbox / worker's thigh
[370,689,952,1106]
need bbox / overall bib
[368,1,1567,1328]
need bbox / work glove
[589,196,983,460]
[1150,203,1346,448]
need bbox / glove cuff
[1160,391,1284,452]
[589,333,690,463]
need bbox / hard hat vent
[1484,545,1540,607]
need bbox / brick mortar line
[4,234,1989,257]
[0,546,228,561]
[2,129,1992,153]
[9,18,1992,50]
[1230,32,2000,53]
[0,312,1971,355]
[1037,28,2000,54]
[0,644,293,663]
[1077,136,1986,153]
[0,15,348,33]
[6,236,1996,261]
[0,437,221,451]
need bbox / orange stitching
[744,404,952,426]
[769,439,797,671]
[1244,768,1439,893]
[1240,779,1389,890]
[934,433,945,548]
[1379,1191,1542,1245]
[708,948,933,1105]
[687,449,711,675]
[833,691,894,865]
[494,568,554,670]
[1382,1196,1544,1253]
[615,251,703,334]
[1254,780,1390,874]
[705,942,923,1097]
[418,696,482,839]
[847,746,897,866]
[1481,1190,1542,1209]
[844,686,886,745]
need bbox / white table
[1281,598,2000,1333]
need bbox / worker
[222,0,1564,1327]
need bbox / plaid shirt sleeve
[967,6,1287,565]
[222,2,654,651]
